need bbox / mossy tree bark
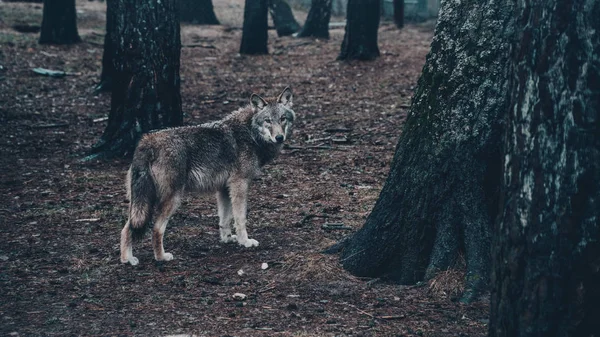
[269,0,300,37]
[95,0,117,93]
[89,0,183,159]
[339,0,515,302]
[337,0,380,60]
[296,0,331,39]
[240,0,269,54]
[39,0,81,44]
[490,0,600,335]
[180,0,220,25]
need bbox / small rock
[261,263,268,270]
[232,293,247,301]
[237,269,244,276]
[0,255,9,261]
[287,294,300,298]
[286,303,298,310]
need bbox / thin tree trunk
[490,0,600,335]
[297,0,331,39]
[269,0,300,36]
[89,0,183,159]
[240,0,269,55]
[393,0,403,29]
[39,0,81,44]
[339,0,515,302]
[337,0,380,61]
[95,0,117,93]
[179,0,220,25]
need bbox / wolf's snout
[275,135,284,143]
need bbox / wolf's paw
[122,256,139,266]
[221,234,237,243]
[160,253,174,261]
[242,239,259,248]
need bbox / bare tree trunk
[269,0,300,36]
[393,0,404,29]
[337,0,380,60]
[338,0,515,302]
[39,0,81,44]
[89,0,183,159]
[240,0,269,55]
[297,0,331,39]
[490,0,600,335]
[95,0,117,93]
[179,0,220,25]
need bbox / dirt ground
[0,1,489,336]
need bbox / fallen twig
[29,122,69,129]
[324,128,353,133]
[321,223,352,230]
[75,218,100,222]
[183,44,217,49]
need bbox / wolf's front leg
[216,188,236,243]
[120,221,139,265]
[229,179,259,248]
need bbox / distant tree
[89,0,182,159]
[337,0,379,60]
[39,0,81,44]
[95,0,117,93]
[180,0,220,25]
[394,0,403,28]
[490,0,600,335]
[269,0,300,37]
[335,0,514,302]
[240,0,269,55]
[296,0,331,39]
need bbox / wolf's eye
[264,118,272,124]
[280,116,286,123]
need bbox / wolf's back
[127,145,157,240]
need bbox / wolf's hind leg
[120,220,139,265]
[216,188,236,243]
[229,179,259,248]
[152,194,181,261]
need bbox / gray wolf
[120,88,295,265]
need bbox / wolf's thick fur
[120,88,295,265]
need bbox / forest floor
[0,1,489,336]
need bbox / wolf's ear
[277,87,293,107]
[251,94,268,110]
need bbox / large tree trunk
[240,0,269,55]
[490,0,600,335]
[296,0,331,39]
[337,0,380,60]
[39,0,81,44]
[269,0,300,37]
[179,0,220,25]
[95,0,117,93]
[338,0,515,302]
[89,0,183,159]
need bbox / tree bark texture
[340,0,515,302]
[490,0,600,335]
[90,0,183,159]
[96,0,117,93]
[39,0,81,44]
[393,0,404,29]
[296,0,331,39]
[240,0,269,54]
[269,0,300,37]
[337,0,380,60]
[179,0,220,25]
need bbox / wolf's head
[250,87,295,144]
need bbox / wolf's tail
[127,151,157,241]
